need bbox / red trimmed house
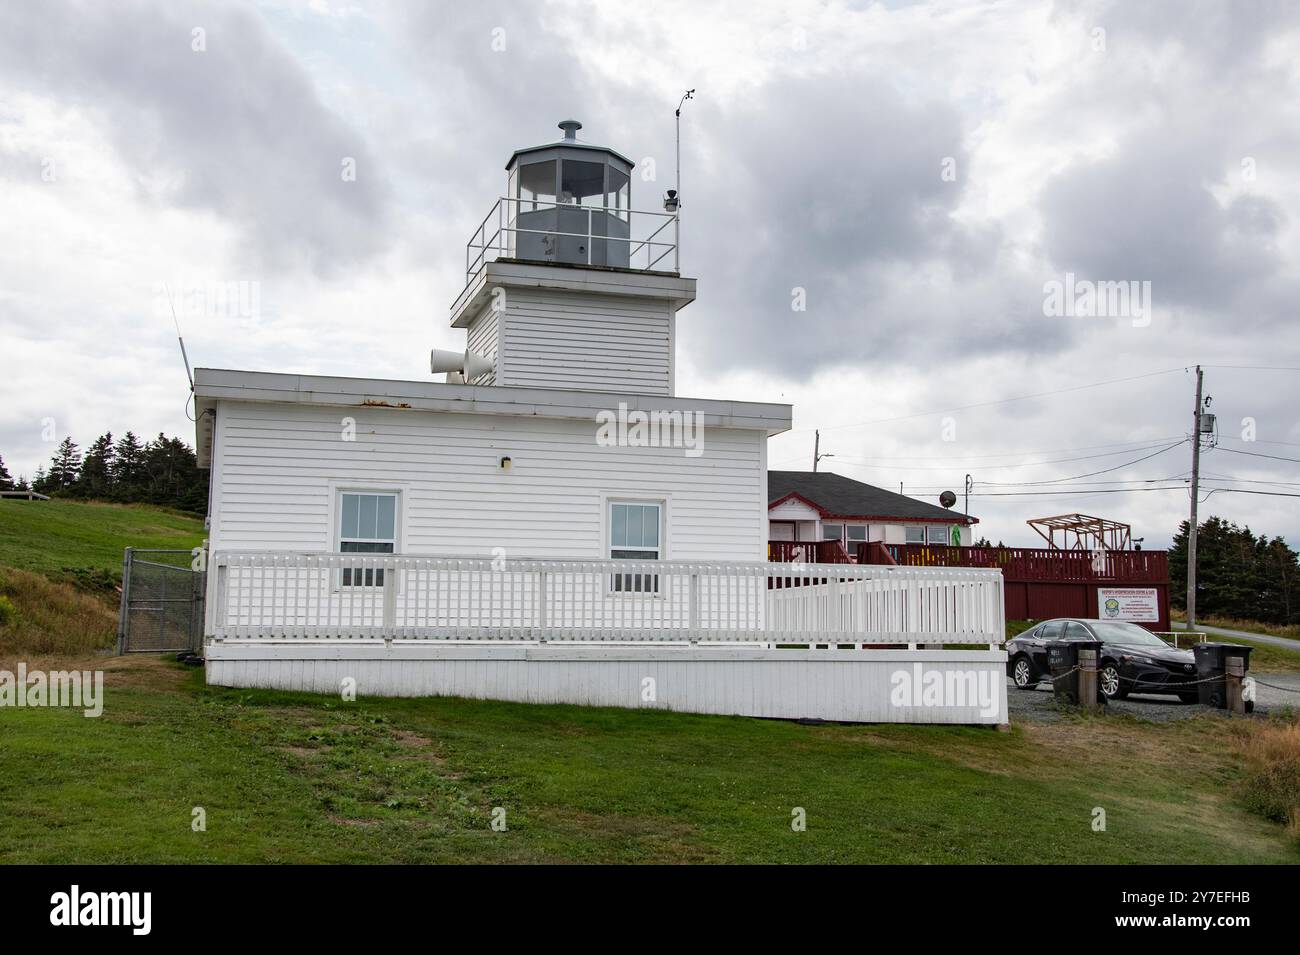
[768,470,976,561]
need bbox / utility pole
[813,430,833,472]
[1187,365,1203,630]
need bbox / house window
[338,491,397,587]
[823,523,844,542]
[609,501,660,592]
[905,526,926,545]
[929,525,954,546]
[846,525,867,548]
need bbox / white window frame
[928,524,954,546]
[602,495,667,595]
[905,525,926,545]
[327,485,404,591]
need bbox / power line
[786,367,1185,435]
[826,440,1184,474]
[1215,446,1300,465]
[978,440,1189,487]
[805,435,1185,463]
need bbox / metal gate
[117,548,206,654]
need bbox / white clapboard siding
[205,643,1009,725]
[465,304,498,385]
[210,400,765,561]
[496,288,672,394]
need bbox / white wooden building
[195,120,1007,724]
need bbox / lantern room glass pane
[606,166,629,220]
[519,159,556,211]
[561,159,605,206]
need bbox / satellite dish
[939,490,957,509]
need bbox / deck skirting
[205,641,1008,724]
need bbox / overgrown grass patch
[0,565,117,657]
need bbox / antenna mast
[165,283,195,393]
[673,89,694,272]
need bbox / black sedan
[1006,618,1199,702]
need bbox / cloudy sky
[2,0,1298,548]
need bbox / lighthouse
[442,120,693,396]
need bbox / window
[846,524,867,556]
[561,159,605,207]
[929,525,954,546]
[610,502,660,592]
[823,523,844,542]
[905,526,926,545]
[1064,622,1093,642]
[338,491,397,587]
[519,159,557,211]
[1039,620,1065,641]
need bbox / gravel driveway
[1006,672,1300,723]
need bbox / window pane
[906,526,925,544]
[847,525,867,541]
[823,523,843,541]
[561,159,605,206]
[340,541,394,554]
[376,495,396,540]
[642,505,659,547]
[358,494,378,539]
[606,167,630,219]
[611,504,629,547]
[341,494,359,539]
[519,160,556,209]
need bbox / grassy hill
[0,499,205,580]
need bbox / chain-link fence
[117,548,206,654]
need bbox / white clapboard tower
[444,120,695,395]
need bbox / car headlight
[1124,654,1154,665]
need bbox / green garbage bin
[1192,643,1253,709]
[1048,639,1105,705]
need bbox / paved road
[1170,621,1300,651]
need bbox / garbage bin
[1048,639,1105,705]
[1192,643,1254,708]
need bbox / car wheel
[1011,655,1038,690]
[1099,661,1127,700]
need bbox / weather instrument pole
[672,89,694,272]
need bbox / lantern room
[505,119,633,268]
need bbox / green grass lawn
[0,509,1296,863]
[0,657,1295,864]
[0,500,205,582]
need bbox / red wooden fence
[863,543,1171,630]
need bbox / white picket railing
[206,552,1005,646]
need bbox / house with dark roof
[768,470,977,553]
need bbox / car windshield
[1087,622,1170,647]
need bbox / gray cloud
[0,0,390,276]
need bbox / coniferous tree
[0,453,13,490]
[47,437,82,490]
[112,431,146,500]
[75,432,115,499]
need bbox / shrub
[0,594,15,627]
[1238,719,1300,838]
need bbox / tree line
[1169,516,1300,625]
[0,432,209,515]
